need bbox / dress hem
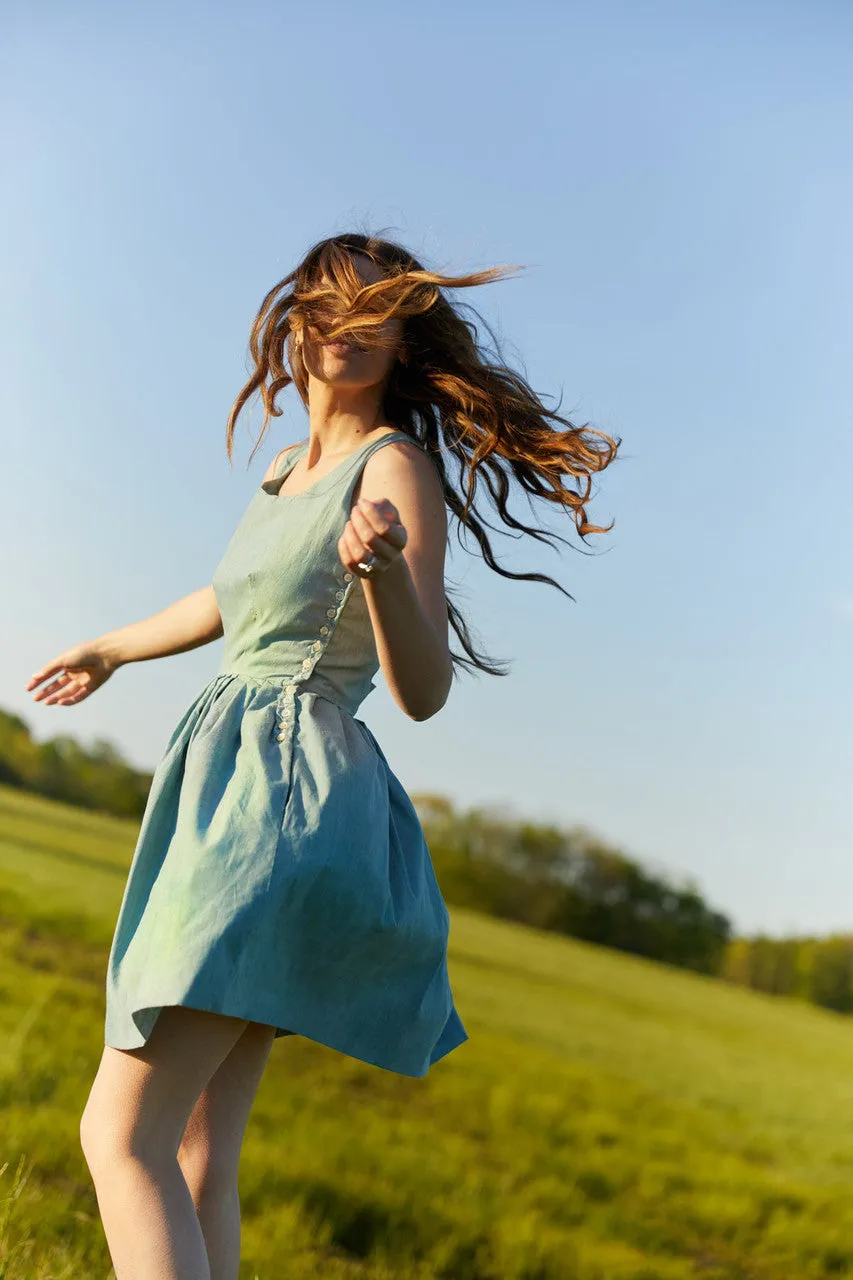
[105,995,469,1079]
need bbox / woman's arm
[342,441,453,722]
[95,585,223,666]
[26,585,225,706]
[27,445,299,707]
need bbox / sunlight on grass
[4,782,853,1277]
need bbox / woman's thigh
[80,1007,266,1165]
[177,1018,277,1183]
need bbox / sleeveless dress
[104,430,468,1077]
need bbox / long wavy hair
[226,231,620,677]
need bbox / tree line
[0,707,153,818]
[721,936,853,1014]
[413,793,732,975]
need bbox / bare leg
[176,1019,277,1280]
[80,1007,257,1280]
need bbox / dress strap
[351,430,413,465]
[272,442,306,479]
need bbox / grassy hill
[2,781,853,1279]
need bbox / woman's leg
[176,1019,277,1280]
[80,1006,257,1280]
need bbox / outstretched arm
[26,442,300,708]
[26,585,224,706]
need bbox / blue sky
[2,0,851,935]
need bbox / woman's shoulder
[372,431,443,481]
[359,431,445,507]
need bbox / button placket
[273,681,297,744]
[274,683,295,742]
[299,571,357,683]
[317,571,354,628]
[271,572,357,743]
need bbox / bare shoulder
[357,434,445,517]
[261,440,304,486]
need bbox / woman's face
[298,252,404,392]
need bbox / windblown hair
[226,231,620,677]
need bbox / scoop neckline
[259,430,410,501]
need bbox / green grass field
[3,781,853,1279]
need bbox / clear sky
[2,0,851,936]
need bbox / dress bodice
[211,430,415,716]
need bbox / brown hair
[226,231,620,677]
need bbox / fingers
[353,495,398,529]
[25,660,67,692]
[342,514,405,576]
[48,685,92,707]
[350,498,407,552]
[28,668,93,706]
[45,680,92,706]
[339,524,393,575]
[30,672,73,702]
[36,672,80,705]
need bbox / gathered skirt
[104,671,468,1077]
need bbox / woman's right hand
[25,642,119,707]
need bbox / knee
[79,1100,116,1175]
[177,1131,236,1203]
[79,1099,149,1175]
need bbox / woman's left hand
[340,496,408,579]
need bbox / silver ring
[357,553,378,575]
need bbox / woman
[25,232,618,1279]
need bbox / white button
[276,730,287,741]
[320,625,329,635]
[302,660,311,669]
[334,590,344,600]
[285,683,296,693]
[343,572,353,582]
[312,640,322,651]
[326,608,336,618]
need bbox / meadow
[3,780,853,1279]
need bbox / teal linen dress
[104,430,468,1077]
